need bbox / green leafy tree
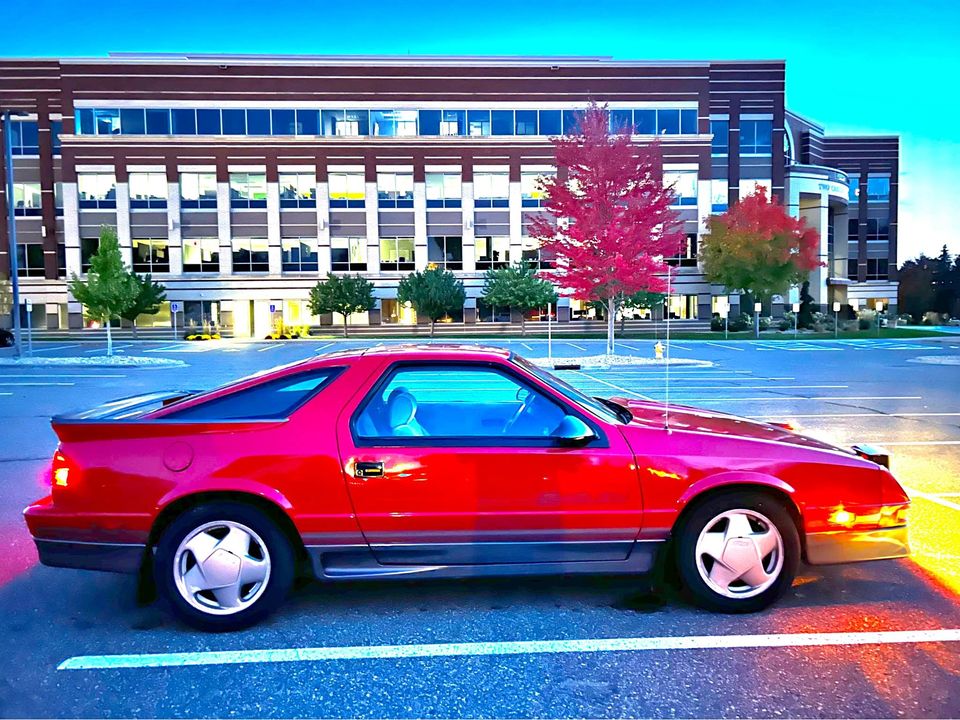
[482,262,557,336]
[397,266,465,337]
[120,273,167,338]
[308,273,375,337]
[68,226,138,356]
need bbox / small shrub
[759,316,773,331]
[710,315,724,331]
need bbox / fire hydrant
[654,341,665,360]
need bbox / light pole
[792,301,800,338]
[832,301,841,338]
[754,301,762,339]
[3,110,24,359]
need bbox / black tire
[153,501,295,631]
[676,490,800,613]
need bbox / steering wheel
[503,390,537,434]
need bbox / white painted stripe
[755,412,960,419]
[635,384,848,391]
[565,342,587,351]
[521,343,534,352]
[704,342,745,351]
[144,344,187,352]
[672,396,922,402]
[0,382,74,387]
[871,440,960,447]
[257,344,284,352]
[904,487,960,512]
[28,344,82,354]
[575,372,653,400]
[667,342,691,350]
[84,344,132,354]
[0,373,126,378]
[0,392,11,396]
[313,343,334,353]
[57,628,960,671]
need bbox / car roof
[311,343,513,363]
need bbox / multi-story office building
[0,54,898,335]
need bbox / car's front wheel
[153,502,295,631]
[676,490,799,613]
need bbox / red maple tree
[530,104,684,353]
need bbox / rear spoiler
[53,390,200,424]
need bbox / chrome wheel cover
[173,520,271,616]
[695,508,784,599]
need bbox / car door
[336,360,643,565]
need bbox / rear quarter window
[163,368,341,421]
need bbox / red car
[24,345,910,630]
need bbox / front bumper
[805,525,910,565]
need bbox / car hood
[609,396,848,453]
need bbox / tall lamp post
[875,300,884,337]
[3,110,25,359]
[832,301,841,338]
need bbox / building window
[711,179,728,213]
[51,120,63,155]
[279,173,316,209]
[666,234,698,267]
[229,173,267,209]
[77,173,117,209]
[425,172,461,208]
[867,175,890,202]
[847,258,859,280]
[521,237,552,269]
[182,238,220,273]
[377,171,414,208]
[370,110,418,137]
[128,172,168,209]
[379,237,415,271]
[331,237,366,271]
[848,177,860,203]
[180,172,218,209]
[9,121,40,154]
[419,110,466,137]
[539,110,562,136]
[232,238,269,272]
[468,110,491,136]
[427,236,462,270]
[54,182,63,216]
[329,172,365,208]
[521,171,553,207]
[16,244,45,277]
[196,109,222,135]
[866,258,888,280]
[710,120,729,155]
[474,172,509,208]
[320,109,369,137]
[665,171,698,206]
[476,236,510,269]
[80,237,99,272]
[171,109,197,135]
[515,110,538,135]
[145,109,170,134]
[740,120,773,155]
[282,238,319,272]
[866,218,890,243]
[13,183,42,216]
[132,238,170,273]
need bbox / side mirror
[553,415,596,445]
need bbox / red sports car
[24,345,910,630]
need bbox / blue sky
[8,0,959,261]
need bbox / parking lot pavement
[1,338,959,717]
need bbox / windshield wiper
[594,396,632,424]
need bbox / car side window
[164,368,339,421]
[354,365,568,440]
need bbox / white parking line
[755,412,960,419]
[314,343,335,353]
[0,373,126,379]
[704,342,745,351]
[636,384,848,391]
[257,344,283,352]
[565,342,587,351]
[871,440,960,447]
[575,372,653,400]
[0,392,11,396]
[521,343,534,351]
[27,344,82,354]
[84,344,131,354]
[674,396,922,402]
[57,628,960,671]
[0,382,74,387]
[904,487,960,512]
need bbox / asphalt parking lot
[1,336,959,718]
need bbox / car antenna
[664,266,671,433]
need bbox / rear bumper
[805,525,910,565]
[33,538,145,574]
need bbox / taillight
[52,451,71,488]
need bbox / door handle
[354,461,384,478]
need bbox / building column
[464,296,477,324]
[266,181,281,275]
[508,178,522,265]
[62,181,84,328]
[37,101,59,280]
[413,180,427,271]
[727,99,741,209]
[316,179,331,275]
[364,180,380,273]
[217,181,233,275]
[461,181,475,272]
[115,182,132,267]
[697,293,712,321]
[166,181,183,275]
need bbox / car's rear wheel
[153,502,294,631]
[676,490,799,613]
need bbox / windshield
[512,356,626,424]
